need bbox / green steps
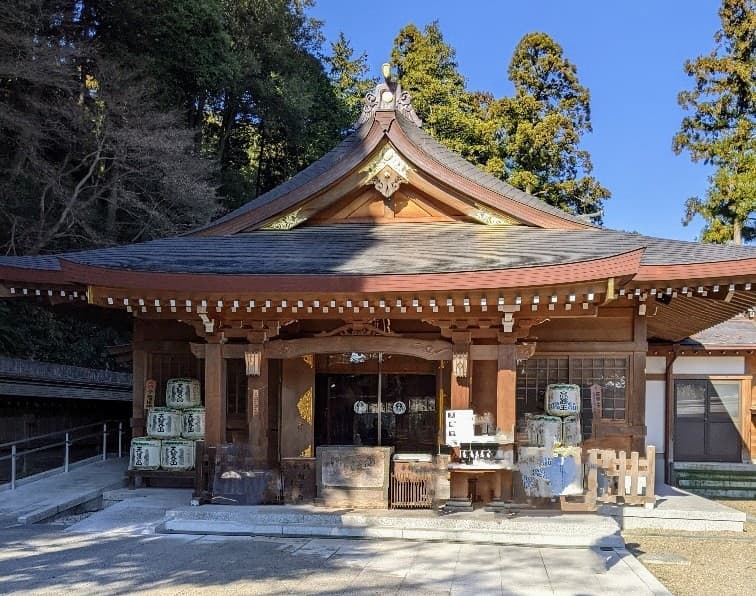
[673,464,756,499]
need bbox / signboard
[445,409,474,447]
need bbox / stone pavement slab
[0,457,128,527]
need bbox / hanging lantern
[245,350,262,376]
[452,349,468,378]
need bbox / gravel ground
[623,500,756,596]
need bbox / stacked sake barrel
[518,384,583,497]
[129,378,204,471]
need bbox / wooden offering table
[446,462,516,511]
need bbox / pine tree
[390,22,497,167]
[493,32,609,222]
[326,32,374,126]
[673,0,755,244]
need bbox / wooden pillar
[280,356,315,458]
[131,349,147,437]
[630,310,648,452]
[204,340,227,445]
[131,319,148,437]
[247,344,269,468]
[451,331,471,410]
[496,342,517,438]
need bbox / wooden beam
[248,345,269,467]
[450,332,471,409]
[131,349,147,437]
[496,342,517,438]
[204,340,227,445]
[265,336,452,360]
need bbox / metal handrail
[0,420,128,490]
[0,420,121,449]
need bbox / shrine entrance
[313,352,438,453]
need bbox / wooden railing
[561,445,656,511]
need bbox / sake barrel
[562,415,582,446]
[517,446,553,497]
[165,377,202,409]
[161,439,195,471]
[129,437,161,470]
[182,407,206,439]
[545,383,581,417]
[525,414,562,448]
[146,407,182,438]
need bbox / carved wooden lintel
[265,336,451,360]
[316,321,397,338]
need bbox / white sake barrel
[182,407,206,439]
[147,407,182,438]
[562,415,582,446]
[165,377,202,409]
[161,439,195,471]
[129,437,161,470]
[517,446,553,497]
[545,384,581,417]
[525,414,562,448]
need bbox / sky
[308,0,724,241]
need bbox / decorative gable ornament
[470,206,513,226]
[355,63,422,128]
[363,145,410,198]
[262,208,307,230]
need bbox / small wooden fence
[561,445,656,511]
[390,461,434,509]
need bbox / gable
[250,141,523,231]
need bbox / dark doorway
[674,379,742,462]
[314,372,437,453]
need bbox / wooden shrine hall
[2,67,756,508]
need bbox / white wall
[645,356,666,375]
[645,380,666,455]
[672,356,745,375]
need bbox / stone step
[160,505,624,548]
[681,488,756,499]
[675,471,756,480]
[677,478,756,489]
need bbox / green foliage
[674,0,755,243]
[327,32,376,127]
[391,25,608,221]
[391,23,499,171]
[494,32,609,222]
[0,301,130,369]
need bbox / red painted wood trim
[0,265,69,285]
[55,249,644,293]
[635,258,756,282]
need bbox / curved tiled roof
[2,223,756,277]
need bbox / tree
[391,22,496,167]
[326,33,375,127]
[673,0,755,244]
[493,32,609,222]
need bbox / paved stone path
[0,458,127,527]
[0,527,668,595]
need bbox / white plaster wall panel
[645,356,666,375]
[672,356,744,375]
[645,380,666,454]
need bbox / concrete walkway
[610,483,746,532]
[0,457,127,527]
[161,504,625,548]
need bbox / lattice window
[515,356,629,436]
[516,357,569,414]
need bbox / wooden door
[674,379,741,462]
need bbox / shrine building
[1,70,755,507]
